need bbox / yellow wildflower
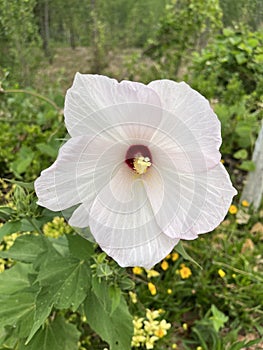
[161,260,169,271]
[171,252,179,261]
[183,323,188,331]
[129,291,138,304]
[145,269,160,278]
[0,258,5,273]
[172,344,178,349]
[145,335,159,349]
[144,320,159,334]
[132,266,143,275]
[218,269,226,278]
[179,264,192,279]
[196,347,203,350]
[131,334,146,348]
[148,282,157,295]
[154,319,171,338]
[229,204,238,214]
[146,309,160,321]
[133,317,144,330]
[241,200,249,207]
[167,288,172,294]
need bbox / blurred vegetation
[0,0,263,349]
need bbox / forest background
[0,0,263,349]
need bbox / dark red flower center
[125,145,152,174]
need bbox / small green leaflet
[175,241,202,269]
[210,304,229,332]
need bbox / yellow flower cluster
[0,179,16,204]
[0,231,21,273]
[0,258,6,273]
[43,216,73,238]
[132,309,171,349]
[0,231,20,251]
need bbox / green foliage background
[0,0,262,349]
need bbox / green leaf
[10,146,35,176]
[27,256,91,343]
[21,315,80,350]
[175,241,202,269]
[254,53,263,63]
[0,289,37,338]
[0,262,35,295]
[0,262,39,340]
[223,28,233,37]
[233,149,248,160]
[239,160,256,172]
[109,285,122,315]
[119,277,135,291]
[36,142,58,158]
[2,179,34,191]
[0,235,51,263]
[0,220,21,242]
[67,234,94,260]
[247,38,259,48]
[84,280,133,350]
[210,304,229,332]
[38,256,91,310]
[235,53,247,64]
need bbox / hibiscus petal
[144,158,237,239]
[182,162,237,237]
[148,80,221,169]
[102,233,179,269]
[64,73,162,138]
[84,164,178,268]
[35,134,126,212]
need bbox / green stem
[1,88,62,114]
[213,260,263,282]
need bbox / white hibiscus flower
[35,74,237,268]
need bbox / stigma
[133,156,151,175]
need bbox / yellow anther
[133,156,151,175]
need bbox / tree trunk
[241,120,263,211]
[41,0,52,62]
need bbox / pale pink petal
[102,234,179,269]
[143,156,237,239]
[148,80,221,169]
[35,134,126,212]
[64,73,162,138]
[84,164,179,268]
[87,164,179,268]
[182,162,237,237]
